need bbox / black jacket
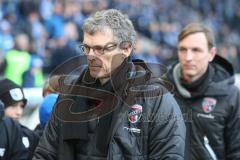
[0,101,28,160]
[33,59,186,160]
[34,124,44,138]
[166,55,240,160]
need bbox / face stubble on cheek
[88,52,128,83]
[88,64,102,78]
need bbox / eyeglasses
[79,42,118,56]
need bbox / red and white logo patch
[202,97,217,113]
[128,104,142,123]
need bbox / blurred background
[0,0,239,129]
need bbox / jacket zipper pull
[204,136,217,160]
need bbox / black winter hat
[0,79,27,108]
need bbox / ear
[120,41,133,57]
[122,47,133,57]
[209,47,216,62]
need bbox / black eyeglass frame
[79,42,118,56]
[79,41,132,56]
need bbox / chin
[89,71,102,79]
[183,72,197,79]
[183,69,196,75]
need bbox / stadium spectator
[0,100,28,160]
[0,78,39,160]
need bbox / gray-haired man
[33,9,185,160]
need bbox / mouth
[88,61,101,67]
[88,65,102,72]
[183,64,195,69]
[89,65,101,68]
[12,117,19,121]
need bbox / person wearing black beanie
[0,78,27,121]
[0,100,28,159]
[0,78,39,160]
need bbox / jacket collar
[173,63,191,98]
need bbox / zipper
[203,136,217,160]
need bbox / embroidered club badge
[128,104,142,123]
[202,97,217,113]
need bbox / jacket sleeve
[225,88,240,159]
[33,106,59,160]
[4,118,28,160]
[21,126,40,159]
[148,92,186,160]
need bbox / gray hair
[82,9,137,46]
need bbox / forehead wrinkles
[83,27,115,45]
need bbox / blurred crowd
[0,0,240,88]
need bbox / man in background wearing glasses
[33,9,185,160]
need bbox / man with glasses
[33,9,185,160]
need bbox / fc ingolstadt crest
[202,97,217,113]
[128,104,143,123]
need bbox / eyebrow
[178,46,203,51]
[82,40,115,46]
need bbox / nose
[87,48,99,62]
[185,50,193,61]
[88,48,96,56]
[87,48,96,60]
[15,106,23,119]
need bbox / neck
[181,69,208,84]
[180,66,211,95]
[99,77,110,85]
